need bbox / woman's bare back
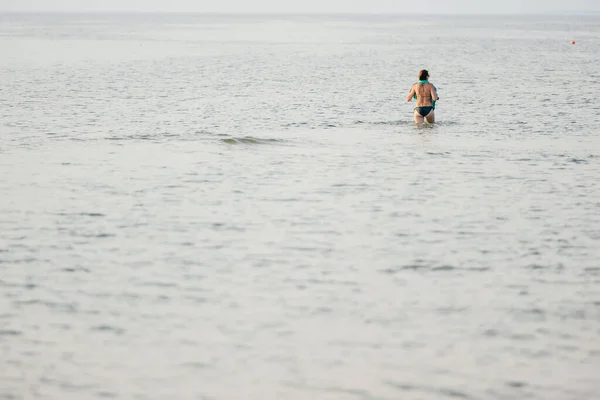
[415,83,435,107]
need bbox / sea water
[1,13,599,400]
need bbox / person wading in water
[406,69,438,124]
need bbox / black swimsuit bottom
[415,106,433,117]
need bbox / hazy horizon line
[1,10,598,16]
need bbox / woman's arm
[430,84,438,101]
[406,85,416,102]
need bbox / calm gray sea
[1,12,600,400]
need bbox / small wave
[96,392,118,398]
[380,263,459,273]
[364,120,413,126]
[432,265,457,271]
[77,233,115,238]
[433,121,460,126]
[0,330,22,336]
[90,325,125,335]
[197,130,228,137]
[282,122,309,127]
[182,362,212,370]
[221,137,283,145]
[105,132,183,141]
[583,266,600,275]
[506,381,527,388]
[569,158,588,164]
[439,389,471,398]
[360,119,459,127]
[62,267,90,273]
[53,211,105,219]
[386,382,473,399]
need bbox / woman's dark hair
[419,69,429,80]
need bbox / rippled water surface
[1,13,600,400]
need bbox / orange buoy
[571,40,575,45]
